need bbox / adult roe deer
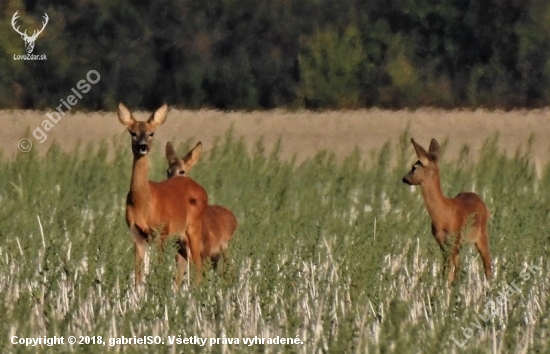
[165,141,237,271]
[402,138,491,283]
[117,103,207,288]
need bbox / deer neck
[419,172,449,222]
[130,154,151,207]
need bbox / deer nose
[402,177,409,184]
[138,143,148,153]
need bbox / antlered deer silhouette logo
[11,11,49,54]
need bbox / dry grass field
[2,108,550,164]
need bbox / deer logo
[11,11,49,54]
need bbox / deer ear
[165,142,178,163]
[428,138,441,163]
[183,141,202,168]
[149,103,168,127]
[117,103,135,127]
[411,138,430,165]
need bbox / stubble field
[0,109,549,353]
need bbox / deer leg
[218,247,230,276]
[476,231,492,280]
[174,238,189,289]
[156,238,165,264]
[211,252,222,272]
[434,230,448,280]
[186,222,203,284]
[438,245,449,280]
[449,245,460,284]
[175,252,187,289]
[132,227,147,288]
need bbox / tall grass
[0,130,548,353]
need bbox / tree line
[2,0,550,111]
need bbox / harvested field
[2,108,550,164]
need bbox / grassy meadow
[0,129,548,353]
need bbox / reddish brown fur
[118,103,208,288]
[199,205,237,270]
[165,141,237,270]
[402,138,491,283]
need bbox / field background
[0,109,548,353]
[3,108,550,164]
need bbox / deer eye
[130,131,137,137]
[149,132,154,137]
[179,170,185,175]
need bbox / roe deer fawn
[165,141,237,271]
[402,138,491,283]
[117,103,207,288]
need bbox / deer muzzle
[137,143,148,155]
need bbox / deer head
[12,11,49,54]
[165,141,202,178]
[402,138,441,185]
[117,103,168,157]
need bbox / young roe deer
[165,141,237,271]
[402,138,491,283]
[117,103,207,288]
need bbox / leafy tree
[299,26,365,108]
[1,0,550,109]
